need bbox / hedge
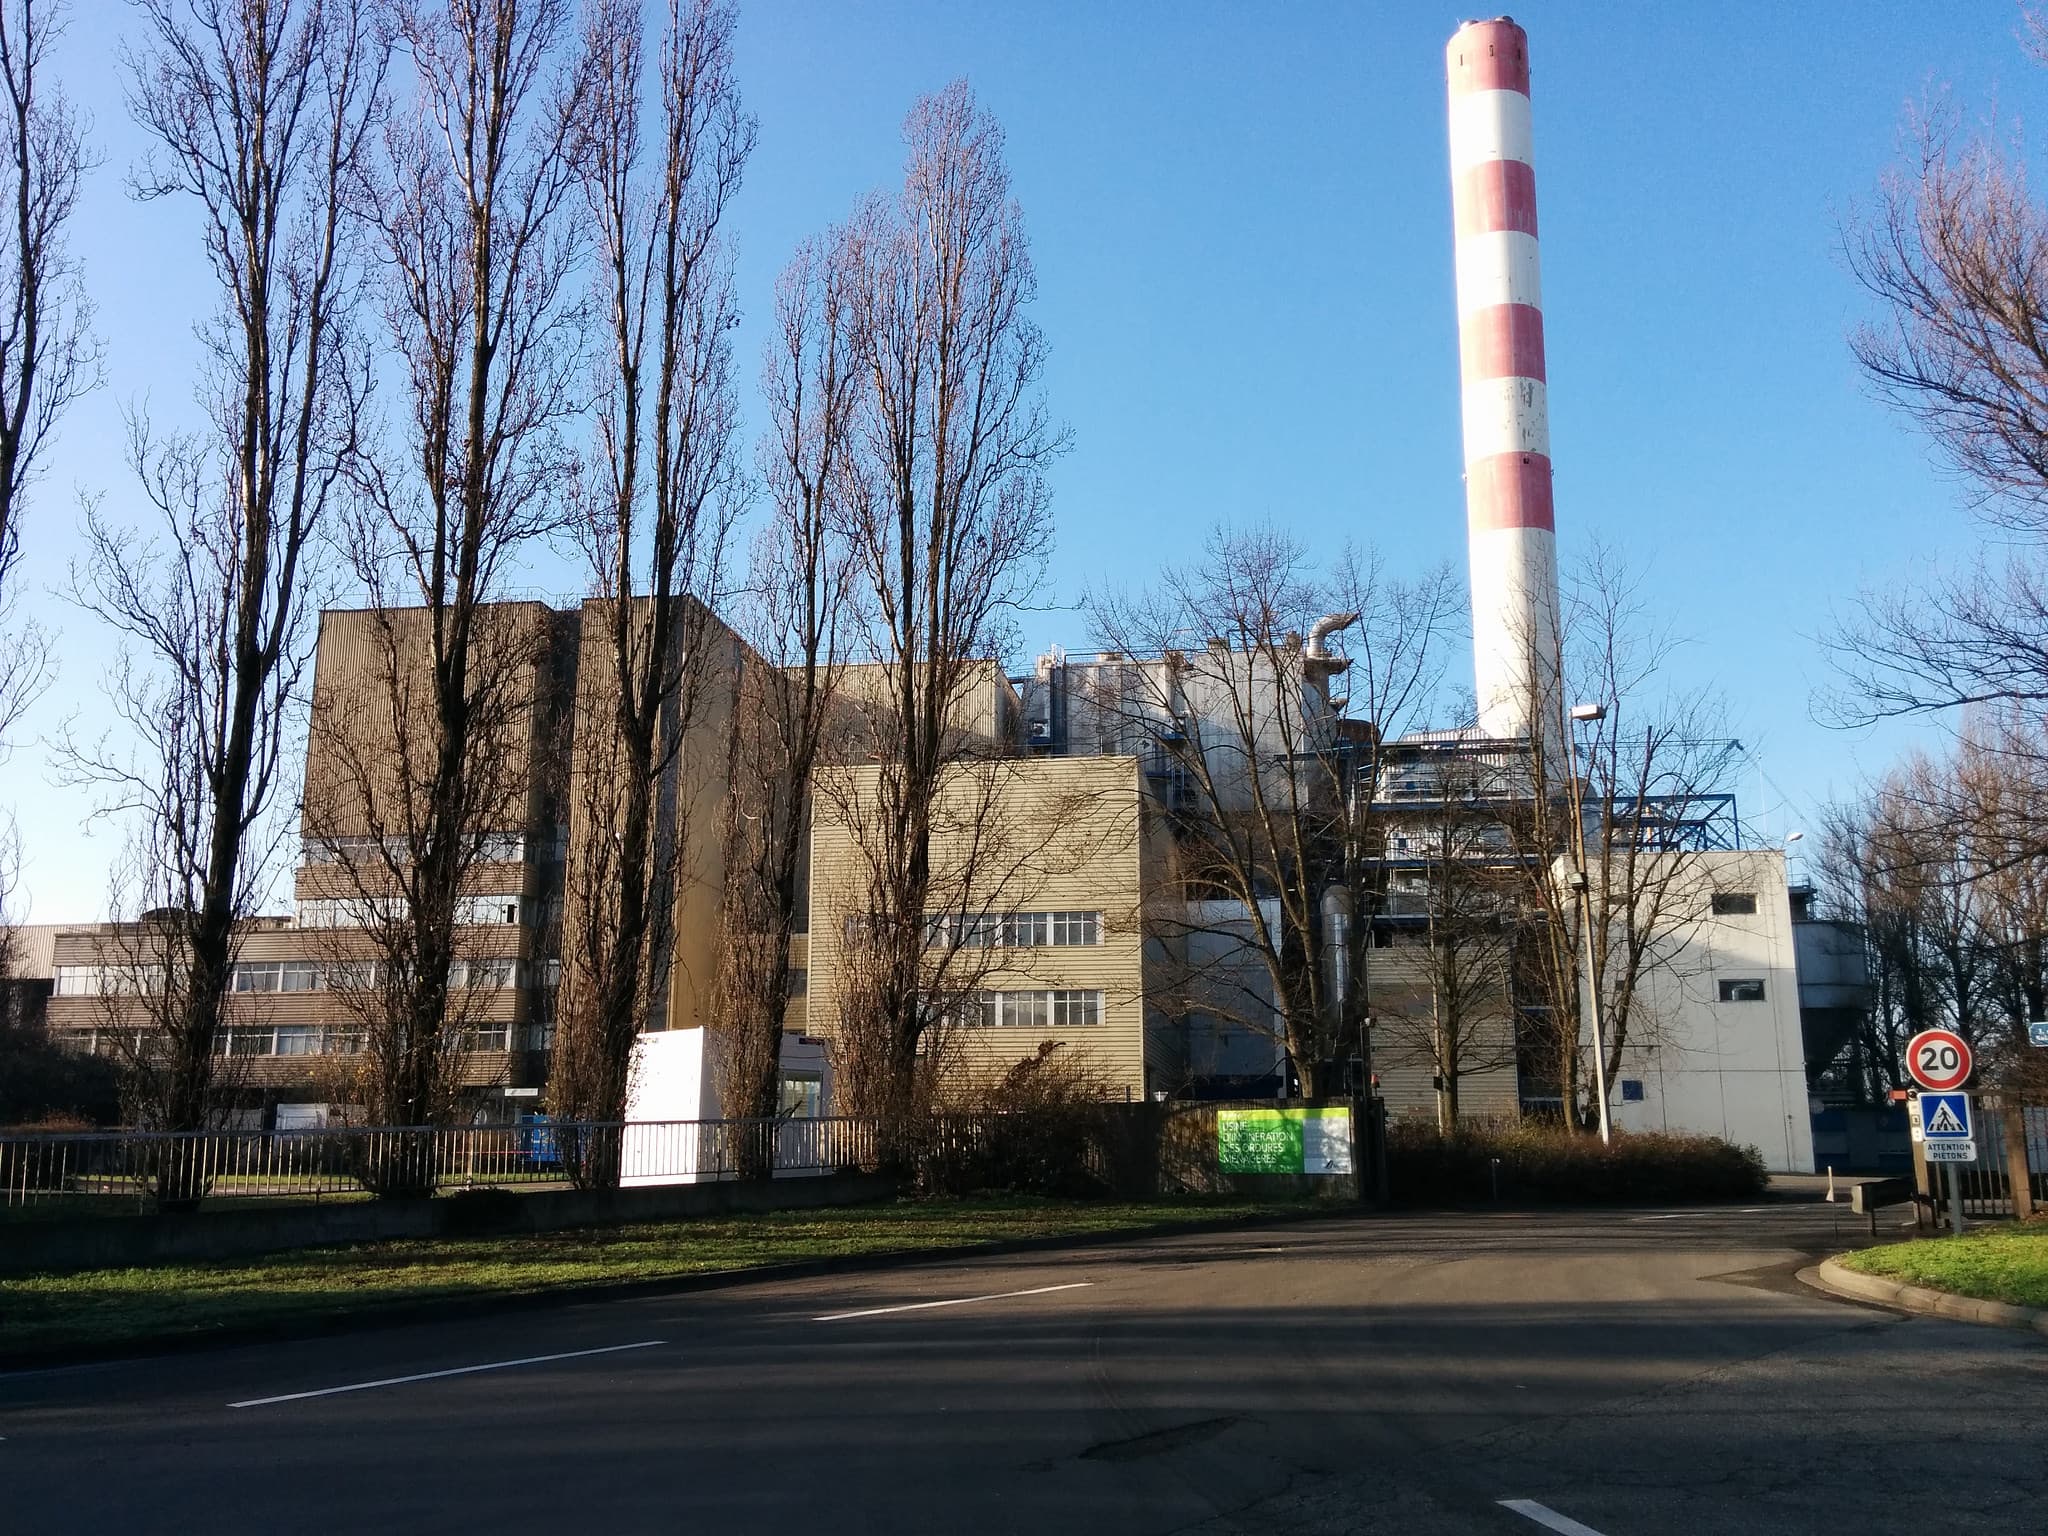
[1387,1118,1769,1205]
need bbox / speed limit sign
[1905,1028,1973,1092]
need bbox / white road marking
[228,1339,666,1409]
[814,1281,1093,1322]
[1629,1207,1777,1222]
[1498,1498,1609,1535]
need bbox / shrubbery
[0,1017,121,1131]
[1387,1117,1768,1205]
[921,1042,1121,1198]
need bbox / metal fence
[0,1116,886,1211]
[1920,1105,2048,1221]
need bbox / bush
[922,1042,1120,1198]
[0,1019,122,1131]
[1386,1118,1768,1206]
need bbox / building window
[1718,977,1766,1003]
[780,1074,822,1118]
[476,832,527,863]
[926,910,1103,949]
[232,962,282,992]
[785,968,808,999]
[296,896,380,929]
[1620,1079,1646,1102]
[957,988,1105,1029]
[1048,911,1101,946]
[324,960,382,990]
[450,958,518,990]
[1711,892,1757,916]
[53,964,168,997]
[1003,990,1049,1029]
[1052,989,1101,1027]
[451,894,524,927]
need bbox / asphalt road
[3,1200,2043,1535]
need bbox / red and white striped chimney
[1447,16,1562,745]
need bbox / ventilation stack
[1447,16,1561,746]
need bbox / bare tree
[547,0,751,1170]
[815,749,1122,1136]
[60,0,382,1158]
[711,230,857,1139]
[1827,62,2048,733]
[0,0,95,747]
[825,82,1062,1134]
[1089,524,1457,1098]
[314,0,591,1133]
[1507,551,1741,1128]
[1374,750,1519,1129]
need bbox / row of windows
[295,895,531,929]
[59,1024,555,1060]
[956,989,1104,1029]
[924,910,1103,949]
[55,958,525,998]
[52,964,166,997]
[231,958,521,993]
[301,831,564,869]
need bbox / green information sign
[1217,1107,1353,1175]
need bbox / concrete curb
[0,1201,1360,1375]
[1803,1256,2048,1337]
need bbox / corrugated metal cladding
[805,755,1152,1099]
[1366,938,1521,1121]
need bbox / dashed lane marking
[814,1282,1093,1322]
[228,1339,667,1409]
[1498,1498,1609,1535]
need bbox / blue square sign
[2031,1022,2048,1048]
[1920,1092,1972,1141]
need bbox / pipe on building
[1305,611,1360,659]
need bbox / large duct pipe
[1447,16,1562,745]
[1305,611,1359,659]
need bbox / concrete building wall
[1602,849,1815,1172]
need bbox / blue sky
[3,1,2030,920]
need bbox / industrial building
[6,18,1837,1168]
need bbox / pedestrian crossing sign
[1920,1092,1971,1141]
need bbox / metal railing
[0,1116,889,1211]
[1934,1105,2048,1220]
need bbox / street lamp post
[1564,702,1611,1144]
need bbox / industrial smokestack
[1446,16,1562,745]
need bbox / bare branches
[0,0,95,747]
[550,0,750,1151]
[1090,523,1459,1097]
[710,229,857,1134]
[820,81,1062,1131]
[1847,96,2048,535]
[313,0,592,1133]
[1832,55,2048,730]
[59,0,382,1145]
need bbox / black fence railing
[0,1116,891,1210]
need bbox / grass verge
[0,1195,1306,1360]
[1838,1218,2048,1310]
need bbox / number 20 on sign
[1905,1028,1972,1093]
